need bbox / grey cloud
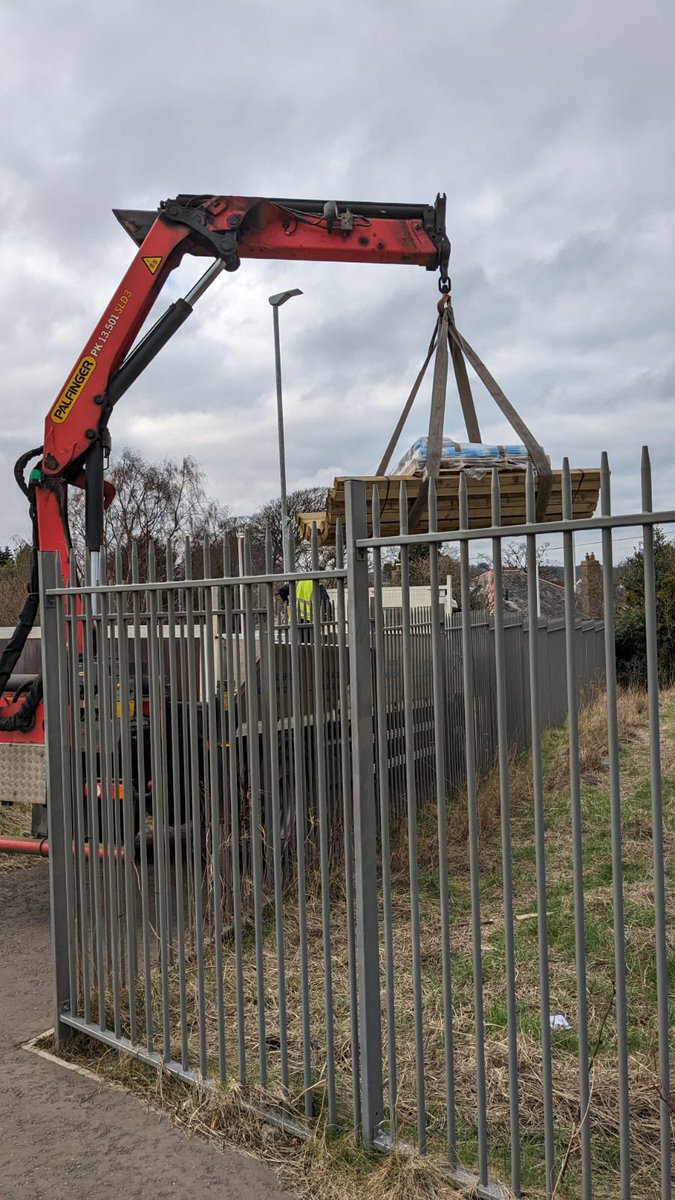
[1,0,674,549]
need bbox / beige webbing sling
[378,296,552,529]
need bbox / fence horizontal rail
[358,505,675,548]
[45,565,348,597]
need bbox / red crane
[0,193,449,745]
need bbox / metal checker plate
[0,742,46,805]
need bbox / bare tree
[502,537,559,578]
[385,547,460,591]
[69,448,232,581]
[244,486,331,573]
[0,542,31,626]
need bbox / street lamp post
[236,529,246,637]
[269,288,302,573]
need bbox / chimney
[580,552,603,619]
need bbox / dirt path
[0,862,290,1199]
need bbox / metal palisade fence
[41,452,672,1200]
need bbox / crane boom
[1,192,449,736]
[35,193,449,573]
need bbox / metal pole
[399,481,427,1153]
[458,475,489,1184]
[561,460,592,1200]
[428,480,457,1166]
[371,490,399,1138]
[335,519,362,1135]
[310,523,337,1127]
[599,453,631,1198]
[273,306,290,571]
[237,532,245,638]
[524,467,555,1197]
[640,446,672,1200]
[490,470,521,1195]
[345,479,385,1148]
[40,552,72,1047]
[269,289,302,573]
[90,549,101,614]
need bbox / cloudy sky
[1,0,674,563]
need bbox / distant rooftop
[473,567,579,620]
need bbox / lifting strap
[408,304,450,531]
[376,321,439,477]
[449,303,481,444]
[378,297,553,528]
[446,317,553,521]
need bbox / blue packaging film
[394,438,530,475]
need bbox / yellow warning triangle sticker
[142,255,163,275]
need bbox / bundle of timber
[395,437,531,477]
[296,465,601,546]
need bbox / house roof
[474,567,578,619]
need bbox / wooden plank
[329,484,599,504]
[330,470,595,487]
[298,468,601,544]
[324,485,598,510]
[325,489,600,513]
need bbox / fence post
[345,480,385,1148]
[40,551,72,1047]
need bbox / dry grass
[362,1150,479,1199]
[0,802,33,871]
[58,685,674,1199]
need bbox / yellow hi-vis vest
[295,579,315,623]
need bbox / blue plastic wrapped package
[394,438,530,477]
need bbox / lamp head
[269,288,303,307]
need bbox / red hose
[0,837,124,860]
[0,837,49,856]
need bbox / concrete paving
[0,862,290,1199]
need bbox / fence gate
[42,455,673,1200]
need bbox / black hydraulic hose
[10,677,36,701]
[14,446,43,498]
[0,575,42,731]
[0,676,43,733]
[0,557,39,697]
[0,449,43,732]
[3,299,195,730]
